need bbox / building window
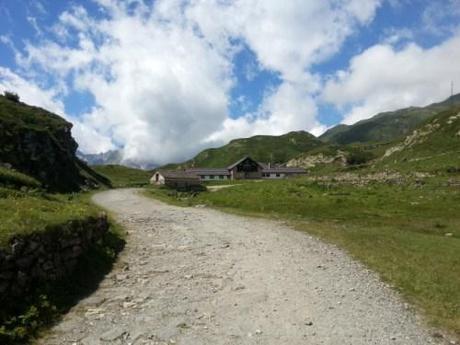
[276,173,280,177]
[209,175,214,179]
[201,175,206,179]
[219,175,224,179]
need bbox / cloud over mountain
[1,0,459,166]
[323,34,460,124]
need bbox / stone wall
[0,214,109,301]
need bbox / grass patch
[0,167,41,190]
[0,190,98,246]
[92,164,151,188]
[145,176,460,336]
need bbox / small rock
[305,321,313,326]
[85,308,104,317]
[445,233,453,237]
[100,328,126,341]
[177,322,189,329]
[122,301,137,309]
[255,329,262,335]
[116,273,128,281]
[432,332,444,339]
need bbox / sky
[1,0,460,166]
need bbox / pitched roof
[186,168,230,175]
[226,156,264,170]
[157,170,200,180]
[262,167,307,174]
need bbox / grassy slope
[320,94,460,145]
[163,131,323,169]
[376,106,460,173]
[92,164,152,187]
[146,178,460,336]
[0,166,41,190]
[0,189,99,246]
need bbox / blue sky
[1,0,459,165]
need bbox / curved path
[39,189,444,345]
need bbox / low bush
[3,91,19,103]
[346,149,376,165]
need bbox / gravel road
[38,188,447,345]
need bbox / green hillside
[377,106,460,173]
[166,131,323,169]
[0,95,110,192]
[92,164,152,187]
[320,94,460,145]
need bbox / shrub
[446,166,460,174]
[346,150,376,166]
[3,91,20,103]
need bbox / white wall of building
[199,175,229,181]
[150,172,165,185]
[263,173,286,179]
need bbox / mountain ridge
[320,94,460,145]
[161,130,323,169]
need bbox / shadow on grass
[0,230,125,345]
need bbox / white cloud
[12,0,382,165]
[0,67,115,154]
[382,27,414,45]
[322,33,460,124]
[187,0,382,83]
[206,81,323,143]
[421,0,460,36]
[0,67,64,114]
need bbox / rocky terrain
[0,95,110,192]
[39,189,450,345]
[287,151,347,169]
[0,215,109,301]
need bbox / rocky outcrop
[383,122,442,159]
[287,151,347,169]
[0,214,109,301]
[305,171,432,186]
[0,95,110,192]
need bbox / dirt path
[39,189,444,345]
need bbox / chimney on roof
[268,162,271,168]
